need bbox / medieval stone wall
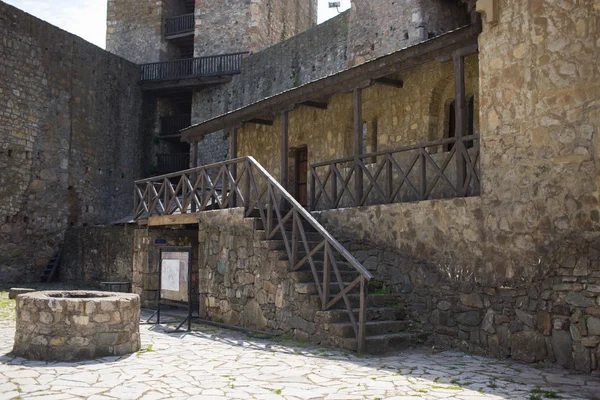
[194,0,317,57]
[347,0,470,66]
[61,225,137,287]
[0,2,145,282]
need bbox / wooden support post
[190,141,198,213]
[357,276,367,353]
[353,88,364,207]
[454,54,467,197]
[230,128,238,206]
[280,110,289,188]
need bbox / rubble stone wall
[347,0,470,65]
[132,226,199,309]
[331,238,600,373]
[61,225,137,287]
[0,2,144,282]
[194,0,317,57]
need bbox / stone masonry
[0,2,145,282]
[13,291,140,361]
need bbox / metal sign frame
[147,246,193,332]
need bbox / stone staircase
[249,208,423,353]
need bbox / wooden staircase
[250,208,420,353]
[133,156,422,353]
[40,248,62,283]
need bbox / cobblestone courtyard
[0,292,599,400]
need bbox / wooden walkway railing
[140,52,249,83]
[133,157,373,352]
[310,135,480,211]
[165,13,195,37]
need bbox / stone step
[294,281,356,295]
[328,320,411,338]
[256,230,323,242]
[253,218,318,233]
[289,269,358,283]
[312,293,400,309]
[338,332,418,353]
[316,307,406,323]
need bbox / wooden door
[295,147,308,207]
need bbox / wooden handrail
[133,156,372,351]
[310,135,480,210]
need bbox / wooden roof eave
[181,23,482,143]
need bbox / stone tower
[106,0,318,64]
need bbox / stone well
[13,291,141,361]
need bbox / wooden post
[353,88,364,207]
[229,128,238,206]
[357,276,367,353]
[454,54,467,197]
[190,141,198,213]
[280,110,289,188]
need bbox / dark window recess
[447,96,475,151]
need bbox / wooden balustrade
[310,135,480,211]
[139,52,249,83]
[165,13,195,37]
[133,157,372,352]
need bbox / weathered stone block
[460,293,484,309]
[587,317,600,335]
[8,288,36,299]
[511,331,547,363]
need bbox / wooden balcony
[165,14,195,39]
[139,52,248,91]
[160,115,192,137]
[157,153,190,175]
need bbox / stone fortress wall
[0,2,145,282]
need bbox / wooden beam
[230,128,238,205]
[454,54,467,197]
[281,111,289,187]
[229,128,238,159]
[246,118,274,126]
[148,213,199,227]
[299,101,328,110]
[181,24,481,142]
[373,78,404,88]
[190,140,198,168]
[353,88,363,207]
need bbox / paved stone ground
[0,292,599,400]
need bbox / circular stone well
[13,290,141,361]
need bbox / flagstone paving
[0,291,599,400]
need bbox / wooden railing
[133,157,373,351]
[139,52,249,83]
[310,135,480,211]
[165,13,195,37]
[160,115,192,136]
[157,153,190,175]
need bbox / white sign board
[161,259,180,292]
